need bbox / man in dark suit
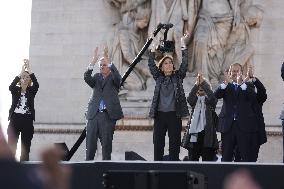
[84,47,123,160]
[215,63,258,162]
[234,66,267,162]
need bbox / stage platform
[29,124,283,162]
[22,161,284,189]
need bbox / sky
[0,1,32,138]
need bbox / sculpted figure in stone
[223,2,263,74]
[187,0,241,84]
[106,0,151,90]
[148,0,188,66]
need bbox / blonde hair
[18,71,32,87]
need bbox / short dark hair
[229,63,243,73]
[158,55,176,73]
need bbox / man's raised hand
[91,47,99,65]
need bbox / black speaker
[125,151,146,161]
[54,142,69,160]
[102,170,207,189]
[103,171,148,189]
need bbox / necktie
[234,84,238,91]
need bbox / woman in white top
[8,59,39,161]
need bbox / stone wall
[30,0,118,123]
[252,0,284,126]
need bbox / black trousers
[221,120,258,162]
[8,113,34,161]
[153,111,181,161]
[233,146,242,162]
[188,131,216,161]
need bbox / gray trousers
[86,112,115,160]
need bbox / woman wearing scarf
[187,74,218,161]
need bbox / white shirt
[220,82,247,90]
[14,92,31,114]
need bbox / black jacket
[215,82,258,133]
[187,82,218,148]
[253,78,267,107]
[249,78,267,145]
[148,50,189,118]
[8,74,39,121]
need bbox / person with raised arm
[84,46,123,160]
[8,59,39,161]
[148,33,190,161]
[186,73,218,161]
[215,63,258,162]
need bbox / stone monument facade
[30,0,284,126]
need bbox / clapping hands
[224,70,233,84]
[236,72,244,85]
[244,65,254,82]
[181,32,191,48]
[195,73,205,86]
[91,47,99,65]
[91,46,110,65]
[21,59,32,75]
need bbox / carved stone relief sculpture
[223,2,263,74]
[186,0,235,86]
[105,0,263,92]
[148,0,188,67]
[106,0,151,91]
